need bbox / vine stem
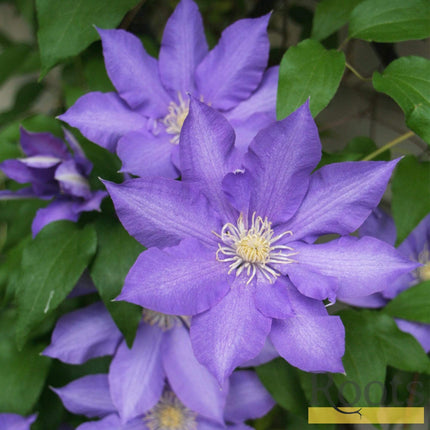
[345,62,372,82]
[362,130,415,161]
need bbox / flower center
[215,212,296,284]
[162,93,189,144]
[142,309,189,331]
[144,391,197,430]
[417,247,430,282]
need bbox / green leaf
[391,156,430,245]
[349,0,430,42]
[383,281,430,324]
[0,44,33,86]
[90,215,143,346]
[256,358,307,416]
[373,56,430,144]
[0,310,51,414]
[14,221,97,347]
[277,39,345,119]
[311,0,365,41]
[36,0,140,76]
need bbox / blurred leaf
[84,56,114,93]
[349,0,430,42]
[13,221,97,347]
[90,215,143,347]
[0,44,32,86]
[311,0,364,41]
[277,39,345,119]
[36,0,141,76]
[383,281,430,324]
[373,56,430,144]
[391,156,430,245]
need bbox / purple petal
[103,177,221,248]
[225,370,274,423]
[341,293,387,308]
[74,190,107,213]
[163,325,227,424]
[117,129,178,178]
[0,187,36,200]
[289,236,419,300]
[77,415,147,430]
[221,170,252,215]
[241,338,278,366]
[180,99,237,220]
[195,14,270,110]
[395,319,430,353]
[32,199,78,237]
[158,0,208,95]
[286,160,400,242]
[398,213,430,258]
[358,207,396,245]
[98,28,170,117]
[190,275,272,385]
[58,92,145,152]
[54,160,91,198]
[18,155,62,169]
[243,102,321,224]
[43,302,122,364]
[20,127,69,158]
[63,128,93,175]
[270,315,345,373]
[254,278,294,319]
[109,324,164,422]
[52,374,115,417]
[118,238,231,315]
[0,413,37,430]
[0,159,37,184]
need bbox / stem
[362,130,415,161]
[337,37,350,51]
[345,62,372,82]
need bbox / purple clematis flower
[0,413,37,430]
[58,0,277,178]
[45,302,274,427]
[0,128,106,236]
[103,99,418,384]
[342,208,430,352]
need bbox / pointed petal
[244,102,321,223]
[119,238,231,315]
[109,324,164,422]
[254,278,294,319]
[289,236,419,300]
[0,159,37,184]
[195,14,270,110]
[190,275,271,385]
[77,414,147,430]
[241,337,278,366]
[18,155,62,168]
[0,188,36,200]
[358,207,396,245]
[98,28,170,116]
[163,325,226,424]
[271,315,345,373]
[20,127,69,158]
[52,374,115,417]
[180,99,237,220]
[395,319,430,353]
[58,92,145,152]
[0,413,37,430]
[74,190,107,213]
[117,130,178,178]
[54,160,91,198]
[286,160,400,242]
[103,177,221,248]
[159,0,208,95]
[63,127,93,175]
[341,293,387,308]
[43,302,122,364]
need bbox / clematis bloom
[0,413,37,430]
[59,0,277,178]
[104,100,418,384]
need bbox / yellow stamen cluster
[417,247,430,282]
[162,93,189,144]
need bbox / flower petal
[74,190,107,213]
[341,293,387,308]
[98,28,170,117]
[190,275,272,385]
[270,315,345,373]
[117,130,178,178]
[180,99,237,220]
[77,414,147,430]
[58,92,145,152]
[289,236,419,300]
[103,177,221,248]
[20,127,69,158]
[52,374,115,417]
[109,324,164,422]
[18,155,62,169]
[395,319,430,353]
[241,338,278,367]
[0,187,36,200]
[43,302,122,364]
[286,159,400,242]
[243,102,321,224]
[163,325,226,424]
[254,278,294,319]
[0,159,38,184]
[63,127,93,175]
[358,207,396,245]
[158,0,208,95]
[225,370,274,423]
[118,238,231,315]
[54,160,91,198]
[195,14,270,110]
[0,413,37,430]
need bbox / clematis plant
[104,99,418,384]
[0,128,106,236]
[59,0,277,178]
[0,413,37,430]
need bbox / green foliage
[13,221,97,347]
[391,156,430,245]
[36,0,141,76]
[373,56,430,144]
[349,0,430,42]
[277,39,345,119]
